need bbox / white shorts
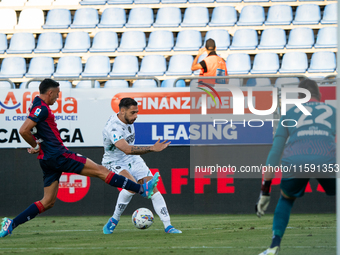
[104,158,152,182]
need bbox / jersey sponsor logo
[128,126,132,133]
[57,173,91,203]
[34,108,41,117]
[126,134,135,144]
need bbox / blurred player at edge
[0,79,160,238]
[256,79,336,255]
[102,98,181,234]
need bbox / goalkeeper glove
[255,180,272,218]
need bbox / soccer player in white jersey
[102,98,182,234]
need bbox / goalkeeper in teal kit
[256,79,336,255]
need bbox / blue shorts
[39,150,87,187]
[281,178,336,198]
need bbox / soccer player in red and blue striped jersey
[0,79,162,238]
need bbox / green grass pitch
[0,214,335,255]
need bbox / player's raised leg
[140,176,182,234]
[0,180,59,238]
[80,158,158,198]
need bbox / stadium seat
[216,0,241,3]
[293,4,320,25]
[275,77,300,88]
[0,9,17,29]
[321,3,337,24]
[26,57,54,78]
[0,57,26,78]
[246,78,271,86]
[0,81,13,89]
[138,55,166,76]
[107,0,132,4]
[237,5,265,26]
[133,80,158,88]
[181,7,209,27]
[134,0,159,3]
[104,80,129,88]
[189,0,213,4]
[258,28,286,49]
[173,30,202,51]
[161,0,186,3]
[90,31,118,52]
[308,51,336,73]
[209,6,237,27]
[265,5,292,25]
[166,55,193,76]
[26,0,53,5]
[0,0,27,6]
[226,53,251,75]
[230,29,258,50]
[125,7,153,28]
[20,81,40,89]
[16,9,44,29]
[251,53,279,74]
[54,56,82,78]
[204,30,230,50]
[80,0,106,5]
[57,81,73,88]
[279,52,308,73]
[7,33,35,54]
[271,0,295,2]
[110,55,139,76]
[145,30,174,52]
[98,8,126,28]
[117,31,146,52]
[153,7,181,27]
[161,79,186,87]
[70,8,98,28]
[76,80,101,88]
[82,55,111,77]
[35,32,63,53]
[43,9,71,29]
[62,31,90,53]
[286,28,314,49]
[53,0,80,4]
[0,34,7,54]
[314,27,337,48]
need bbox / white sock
[112,189,134,221]
[151,192,171,229]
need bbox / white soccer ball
[132,208,154,229]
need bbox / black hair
[205,39,216,51]
[298,79,321,100]
[119,97,137,110]
[39,79,60,94]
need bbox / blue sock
[270,195,295,247]
[12,202,43,229]
[105,172,142,194]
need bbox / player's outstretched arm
[19,118,40,154]
[115,138,171,155]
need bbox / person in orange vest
[191,38,228,85]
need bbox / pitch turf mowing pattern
[0,214,335,255]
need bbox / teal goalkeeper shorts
[280,178,336,198]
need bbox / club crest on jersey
[34,108,41,117]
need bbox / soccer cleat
[141,172,159,199]
[103,217,118,234]
[258,246,279,255]
[165,225,182,234]
[0,218,13,238]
